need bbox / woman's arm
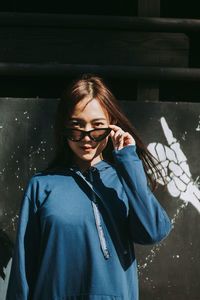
[113,145,171,245]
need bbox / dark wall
[1,0,137,15]
[1,0,200,18]
[0,1,200,102]
[0,99,199,299]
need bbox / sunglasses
[64,128,111,142]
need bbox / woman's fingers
[110,129,121,150]
[109,124,122,132]
[118,135,124,150]
[109,125,136,149]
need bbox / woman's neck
[73,155,102,173]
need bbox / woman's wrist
[113,144,140,163]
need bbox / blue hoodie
[6,145,171,300]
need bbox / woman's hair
[49,73,165,191]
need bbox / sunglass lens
[65,129,82,141]
[90,129,111,141]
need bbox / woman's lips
[80,146,95,152]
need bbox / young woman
[6,74,171,300]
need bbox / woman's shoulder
[24,167,73,196]
[35,165,73,178]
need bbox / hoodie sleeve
[113,145,171,245]
[6,181,40,300]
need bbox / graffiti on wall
[148,117,200,214]
[137,116,200,276]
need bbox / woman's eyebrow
[68,118,83,121]
[91,118,107,121]
[69,118,107,121]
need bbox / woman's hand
[109,125,136,150]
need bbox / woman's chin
[76,152,102,166]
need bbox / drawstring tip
[104,251,110,260]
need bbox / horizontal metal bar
[0,12,200,32]
[1,63,200,81]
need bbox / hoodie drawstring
[89,169,110,260]
[71,167,110,260]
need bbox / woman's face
[66,97,110,171]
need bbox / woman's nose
[84,124,92,131]
[82,133,92,142]
[81,126,92,142]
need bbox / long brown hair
[50,74,165,191]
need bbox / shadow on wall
[0,229,13,280]
[0,229,13,299]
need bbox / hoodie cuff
[112,145,140,163]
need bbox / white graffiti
[196,116,200,131]
[148,117,200,213]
